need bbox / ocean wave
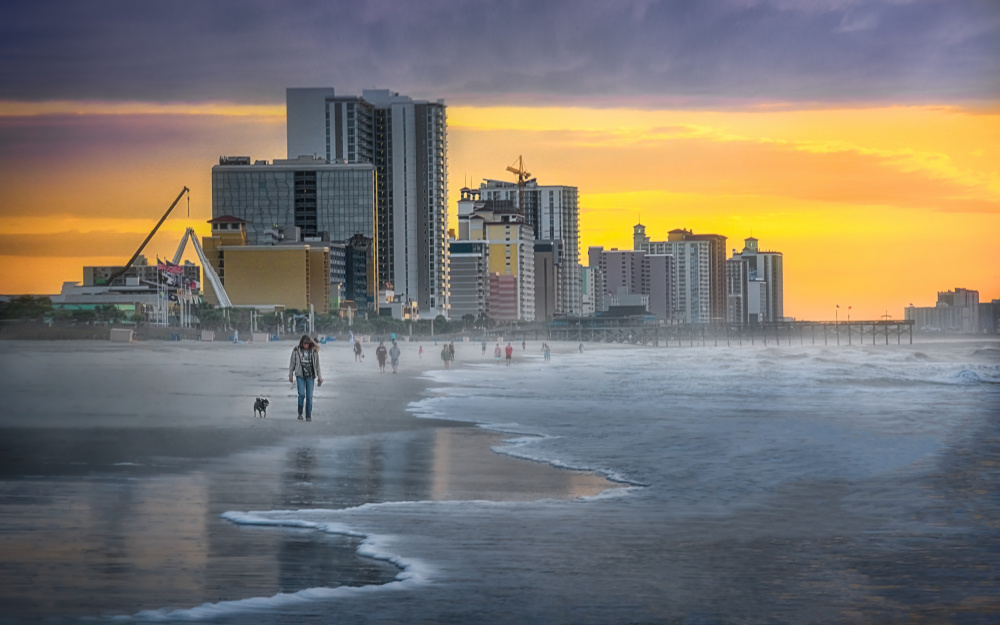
[971,347,1000,359]
[116,511,427,622]
[951,369,1000,384]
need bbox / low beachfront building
[201,217,330,314]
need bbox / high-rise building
[286,88,449,319]
[534,241,559,320]
[726,237,783,324]
[633,224,725,323]
[448,240,489,321]
[477,178,580,317]
[455,188,535,322]
[212,155,376,245]
[581,266,598,317]
[978,299,1000,334]
[587,246,609,314]
[587,247,674,320]
[906,287,980,333]
[646,254,674,322]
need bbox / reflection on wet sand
[0,426,615,620]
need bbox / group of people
[373,340,402,373]
[288,335,574,421]
[441,341,455,369]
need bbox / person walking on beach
[449,341,455,361]
[505,342,513,366]
[389,341,401,374]
[522,339,526,351]
[441,344,453,369]
[375,341,388,373]
[353,340,363,362]
[418,345,423,358]
[482,342,487,355]
[288,335,322,421]
[494,343,502,365]
[543,343,551,362]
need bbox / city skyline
[1,1,997,321]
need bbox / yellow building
[455,189,535,321]
[201,217,330,313]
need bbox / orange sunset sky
[1,1,997,321]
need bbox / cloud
[452,124,1000,215]
[0,112,284,219]
[0,0,996,107]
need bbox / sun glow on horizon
[1,102,997,320]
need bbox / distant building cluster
[906,288,999,334]
[208,87,447,319]
[586,225,783,325]
[46,85,995,328]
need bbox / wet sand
[0,339,613,621]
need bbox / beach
[0,338,612,623]
[1,337,998,624]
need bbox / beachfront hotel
[453,187,536,322]
[475,178,581,318]
[586,247,674,321]
[633,224,727,324]
[286,88,449,320]
[199,216,331,314]
[726,237,784,324]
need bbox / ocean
[2,338,998,623]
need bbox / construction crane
[102,187,189,286]
[505,155,530,215]
[505,155,531,186]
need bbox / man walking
[389,341,401,374]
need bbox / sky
[1,0,998,321]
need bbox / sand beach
[0,337,612,622]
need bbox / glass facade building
[212,156,376,245]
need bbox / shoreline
[0,337,616,620]
[0,338,615,489]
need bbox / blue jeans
[295,376,315,418]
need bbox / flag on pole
[165,260,183,275]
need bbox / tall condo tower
[634,224,726,324]
[726,237,783,324]
[286,88,449,318]
[477,178,581,317]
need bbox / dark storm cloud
[0,0,996,105]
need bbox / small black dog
[253,397,269,418]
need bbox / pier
[546,319,915,347]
